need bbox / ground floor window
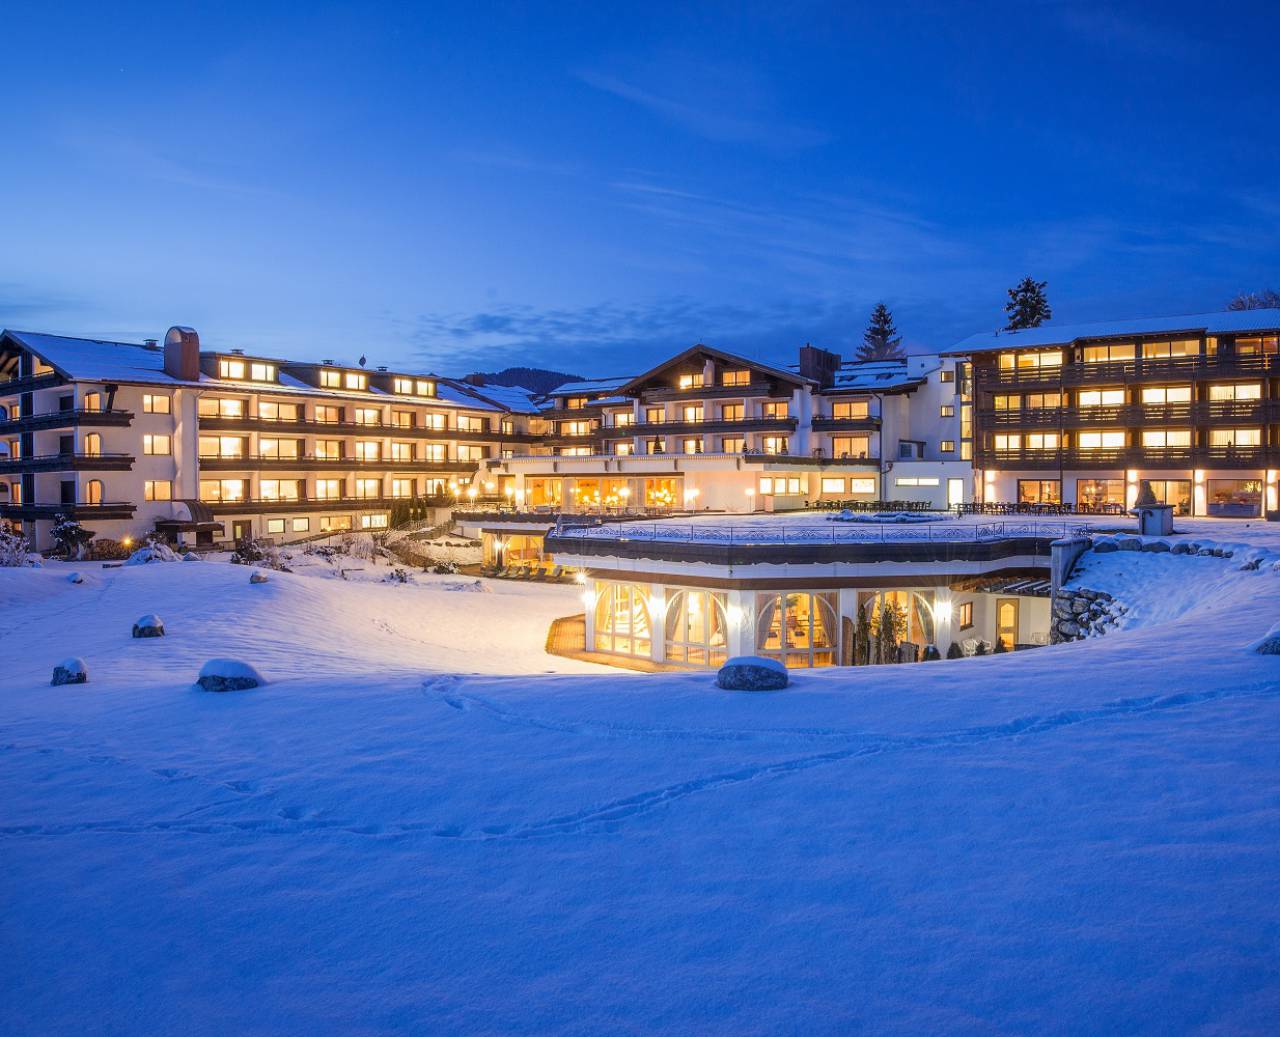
[573,478,630,510]
[267,518,286,534]
[1017,479,1060,504]
[320,515,353,532]
[1207,479,1262,517]
[756,592,837,668]
[855,590,935,663]
[488,532,544,567]
[360,513,389,529]
[1145,479,1192,515]
[594,582,652,656]
[1077,478,1124,510]
[664,589,729,667]
[644,478,679,509]
[526,478,563,508]
[292,517,310,532]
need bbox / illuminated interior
[594,582,652,657]
[664,590,729,667]
[755,592,837,668]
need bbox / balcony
[976,445,1269,471]
[198,455,481,473]
[811,415,881,432]
[602,416,798,437]
[641,381,783,401]
[0,408,133,433]
[203,495,412,514]
[197,414,537,443]
[975,353,1280,390]
[978,400,1272,428]
[0,451,134,474]
[0,371,64,395]
[0,501,136,521]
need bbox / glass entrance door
[996,598,1019,650]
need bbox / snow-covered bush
[51,514,95,559]
[946,642,963,660]
[338,531,382,562]
[432,560,459,575]
[0,524,29,566]
[230,537,292,571]
[383,567,413,584]
[87,538,131,561]
[126,542,181,565]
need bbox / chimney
[143,338,159,350]
[798,344,840,387]
[163,326,200,381]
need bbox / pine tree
[50,514,95,559]
[856,303,905,362]
[1004,277,1052,330]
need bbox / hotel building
[0,327,542,551]
[957,309,1280,517]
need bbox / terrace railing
[552,519,1089,546]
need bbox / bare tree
[1226,288,1280,311]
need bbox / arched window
[665,590,729,667]
[85,480,103,505]
[855,591,937,664]
[755,592,837,668]
[83,433,102,456]
[594,582,651,657]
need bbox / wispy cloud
[576,53,828,148]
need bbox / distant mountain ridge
[470,366,582,394]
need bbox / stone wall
[1050,586,1128,643]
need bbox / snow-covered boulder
[249,570,270,584]
[716,656,789,691]
[67,572,84,584]
[1092,540,1118,554]
[183,552,201,562]
[1254,621,1280,656]
[196,658,265,692]
[125,543,181,566]
[1116,537,1142,552]
[1141,540,1170,553]
[132,614,165,638]
[50,657,88,686]
[1170,542,1193,555]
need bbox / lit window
[762,401,789,419]
[761,435,789,455]
[198,435,243,458]
[994,434,1022,451]
[391,478,413,498]
[1080,344,1135,364]
[355,478,381,499]
[1141,385,1192,405]
[941,439,956,452]
[940,404,955,418]
[250,362,275,382]
[142,393,170,414]
[259,401,300,421]
[721,436,745,453]
[143,434,171,455]
[1209,429,1261,447]
[677,372,705,390]
[315,405,342,424]
[267,518,286,534]
[391,441,414,461]
[998,350,1063,370]
[218,358,246,380]
[1078,388,1125,407]
[1209,384,1262,401]
[940,370,955,383]
[361,514,389,529]
[1141,429,1192,448]
[721,369,750,386]
[1077,431,1127,450]
[354,408,380,425]
[1142,339,1198,359]
[315,440,342,459]
[458,415,486,432]
[416,380,434,397]
[820,477,845,493]
[198,397,245,419]
[896,477,941,487]
[393,377,413,394]
[354,441,381,461]
[849,478,876,494]
[315,479,342,499]
[292,517,310,532]
[832,401,868,420]
[458,444,488,461]
[144,480,172,501]
[958,602,973,629]
[345,372,367,390]
[320,370,342,388]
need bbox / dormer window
[393,377,413,394]
[218,358,276,382]
[721,369,750,386]
[345,372,367,391]
[677,373,705,390]
[219,358,245,380]
[416,379,435,397]
[320,369,342,388]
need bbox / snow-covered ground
[3,528,1280,1035]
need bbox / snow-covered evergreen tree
[856,303,905,362]
[1004,277,1052,330]
[0,523,29,566]
[50,514,94,559]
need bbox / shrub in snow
[132,614,165,638]
[946,642,963,660]
[994,640,1009,654]
[716,656,788,691]
[51,514,95,559]
[249,570,270,584]
[384,567,413,584]
[231,538,291,571]
[196,658,265,692]
[974,641,988,656]
[67,572,84,584]
[86,538,130,561]
[432,560,459,575]
[922,645,941,661]
[440,579,488,592]
[125,542,181,565]
[0,523,30,566]
[51,657,89,685]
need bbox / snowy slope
[3,543,1280,1035]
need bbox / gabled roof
[1,330,173,384]
[947,309,1280,355]
[617,343,814,396]
[438,379,543,414]
[547,376,633,397]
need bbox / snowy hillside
[3,538,1280,1035]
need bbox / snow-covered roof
[826,359,927,393]
[2,330,173,383]
[442,381,544,414]
[549,376,633,397]
[948,309,1280,355]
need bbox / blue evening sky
[2,1,1277,377]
